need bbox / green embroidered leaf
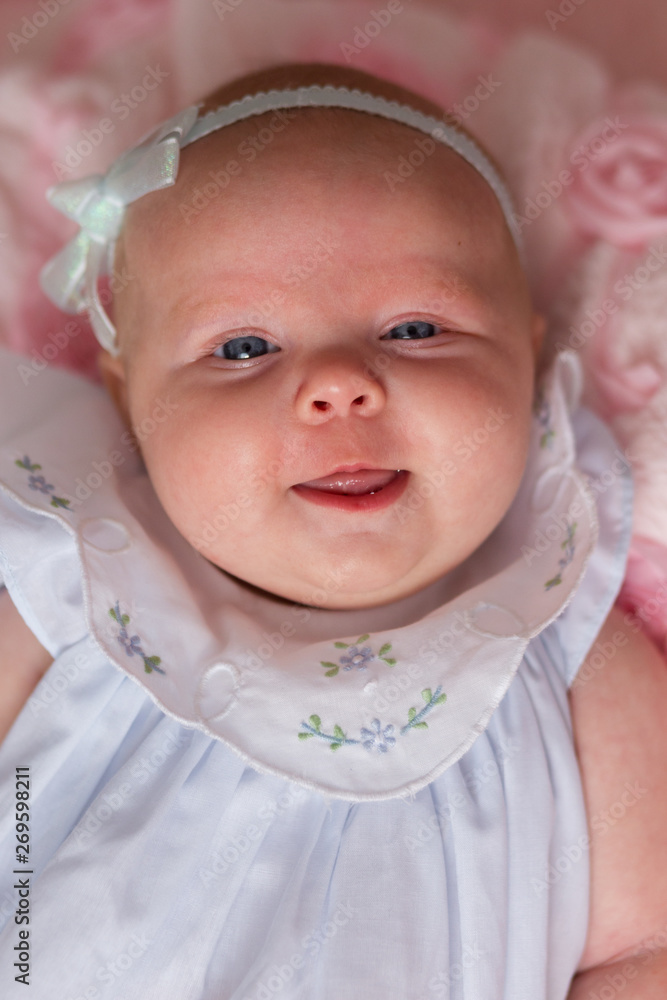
[408,707,416,722]
[356,634,370,643]
[333,642,348,649]
[325,668,339,677]
[144,663,153,674]
[545,575,562,589]
[309,714,321,731]
[330,742,342,752]
[51,496,71,509]
[320,661,338,670]
[122,615,130,626]
[298,732,314,740]
[413,721,428,730]
[421,688,432,703]
[381,657,396,666]
[333,725,345,740]
[108,607,117,620]
[146,655,161,667]
[434,693,447,705]
[378,643,392,656]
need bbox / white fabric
[0,345,632,998]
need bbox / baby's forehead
[123,107,502,249]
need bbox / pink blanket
[2,0,666,654]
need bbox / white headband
[39,85,523,356]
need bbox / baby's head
[53,63,546,610]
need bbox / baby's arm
[567,605,667,998]
[0,587,53,743]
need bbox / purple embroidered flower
[360,718,396,753]
[28,474,54,494]
[117,628,142,657]
[340,645,374,671]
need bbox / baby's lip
[296,467,402,495]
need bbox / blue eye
[213,336,278,360]
[384,321,438,340]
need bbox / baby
[1,61,667,1000]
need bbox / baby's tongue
[298,469,398,495]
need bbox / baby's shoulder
[569,605,667,970]
[0,587,53,743]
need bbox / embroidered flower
[117,629,142,657]
[320,634,396,677]
[360,718,396,753]
[15,455,71,511]
[533,387,555,449]
[108,602,165,675]
[298,686,446,753]
[340,645,373,671]
[28,473,54,494]
[545,520,578,590]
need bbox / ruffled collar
[0,350,597,801]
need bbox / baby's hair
[196,61,505,177]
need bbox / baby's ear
[97,350,131,429]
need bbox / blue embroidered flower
[116,628,142,657]
[534,386,555,449]
[27,473,54,494]
[108,602,165,675]
[298,686,446,753]
[340,645,373,671]
[360,718,396,753]
[15,455,71,511]
[545,520,577,590]
[320,634,395,677]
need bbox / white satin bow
[39,106,199,354]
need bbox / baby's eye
[383,321,439,340]
[213,336,279,361]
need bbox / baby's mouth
[291,468,410,512]
[296,469,402,495]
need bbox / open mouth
[291,468,409,511]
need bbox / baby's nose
[294,353,386,424]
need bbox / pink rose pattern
[565,115,667,247]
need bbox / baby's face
[103,111,543,610]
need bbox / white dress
[0,346,632,999]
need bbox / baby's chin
[199,538,475,613]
